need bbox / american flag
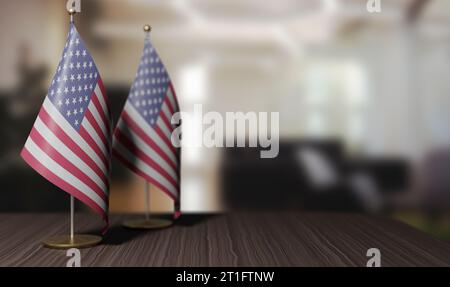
[113,35,181,217]
[20,23,111,231]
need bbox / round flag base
[43,234,102,249]
[122,218,172,229]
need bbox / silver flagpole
[143,23,152,222]
[69,8,75,243]
[70,195,74,241]
[144,181,150,220]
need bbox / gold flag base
[43,234,102,249]
[122,218,172,230]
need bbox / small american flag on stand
[20,23,111,231]
[113,30,181,218]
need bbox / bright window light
[179,64,208,102]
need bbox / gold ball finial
[143,24,152,33]
[68,8,76,15]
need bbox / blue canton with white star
[47,23,100,131]
[127,37,171,127]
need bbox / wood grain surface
[0,212,449,267]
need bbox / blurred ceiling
[93,0,439,45]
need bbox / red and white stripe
[21,80,111,230]
[113,84,180,203]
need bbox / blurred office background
[0,0,450,240]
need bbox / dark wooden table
[0,212,449,267]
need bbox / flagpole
[142,23,153,222]
[70,195,74,241]
[69,8,75,243]
[144,181,150,220]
